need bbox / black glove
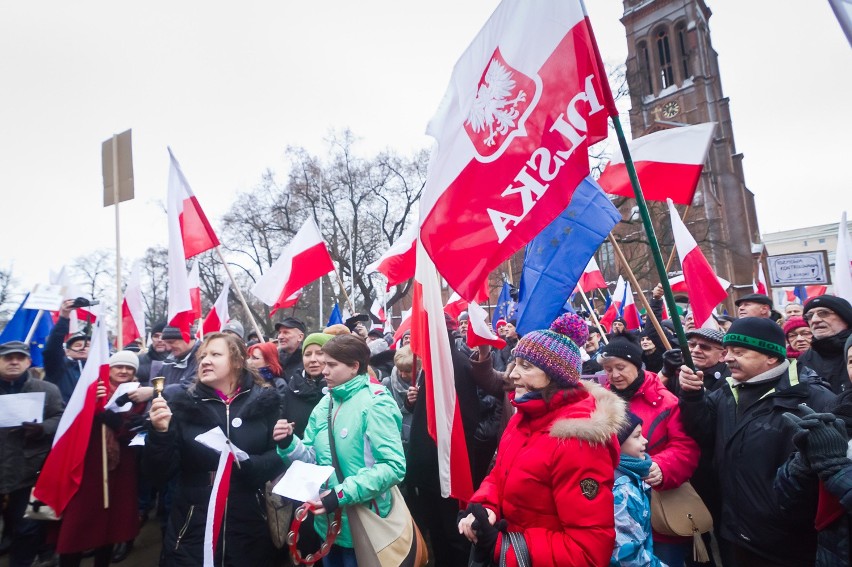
[96,410,123,432]
[21,421,45,440]
[126,414,147,432]
[320,490,340,514]
[276,434,293,450]
[661,348,684,379]
[466,503,506,564]
[115,393,132,407]
[785,451,813,479]
[804,415,850,480]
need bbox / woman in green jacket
[274,334,406,567]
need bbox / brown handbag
[650,481,713,563]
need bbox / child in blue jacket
[610,411,668,567]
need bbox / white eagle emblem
[466,58,528,147]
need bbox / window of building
[656,29,674,90]
[803,240,808,246]
[676,22,690,80]
[637,41,652,96]
[819,238,826,244]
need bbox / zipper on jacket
[174,504,195,550]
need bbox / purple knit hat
[513,313,588,387]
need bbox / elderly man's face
[65,340,90,361]
[0,352,32,381]
[277,327,304,354]
[164,338,194,358]
[785,304,804,318]
[806,308,849,340]
[584,332,601,353]
[738,301,770,319]
[724,346,780,382]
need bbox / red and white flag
[598,122,716,205]
[669,199,728,328]
[753,262,768,296]
[392,308,413,345]
[167,153,201,341]
[444,292,468,321]
[202,282,230,336]
[410,241,473,500]
[33,314,110,515]
[578,256,607,293]
[622,281,642,331]
[419,0,615,301]
[600,276,625,332]
[669,273,731,294]
[251,218,335,316]
[370,299,386,323]
[204,449,235,566]
[167,148,220,259]
[365,224,417,291]
[466,301,506,350]
[121,263,146,348]
[188,260,202,322]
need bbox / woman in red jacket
[599,334,700,567]
[458,313,626,567]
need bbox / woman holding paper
[53,350,146,567]
[274,334,406,567]
[145,333,285,567]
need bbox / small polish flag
[365,224,417,291]
[621,281,642,331]
[370,299,386,323]
[600,276,626,332]
[167,148,220,259]
[466,301,506,350]
[578,257,607,293]
[599,123,716,205]
[251,218,335,316]
[753,262,768,296]
[669,198,729,328]
[121,263,146,348]
[392,308,413,345]
[202,283,230,336]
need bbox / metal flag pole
[612,116,692,368]
[112,134,123,349]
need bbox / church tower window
[676,22,691,80]
[637,41,652,96]
[656,28,674,89]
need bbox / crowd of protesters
[2,289,852,567]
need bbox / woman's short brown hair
[197,333,266,387]
[321,335,371,375]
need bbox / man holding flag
[43,299,91,403]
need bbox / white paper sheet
[271,460,336,502]
[0,392,46,427]
[129,432,146,446]
[104,382,140,412]
[194,426,249,461]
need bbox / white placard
[194,426,249,461]
[272,460,336,503]
[0,392,46,427]
[105,382,140,412]
[23,284,66,312]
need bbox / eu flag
[0,294,55,367]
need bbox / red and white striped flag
[121,263,146,348]
[467,301,506,350]
[669,199,728,328]
[578,256,607,293]
[598,123,716,205]
[370,299,386,323]
[600,276,625,332]
[167,148,220,259]
[202,282,230,336]
[365,224,417,291]
[188,260,202,322]
[622,281,642,331]
[204,450,235,566]
[392,308,412,345]
[33,314,110,515]
[251,218,335,316]
[410,241,473,501]
[418,0,615,301]
[167,152,201,341]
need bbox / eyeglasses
[804,308,836,322]
[687,341,722,352]
[786,330,813,340]
[68,345,90,353]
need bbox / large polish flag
[33,315,110,515]
[418,0,616,301]
[668,199,728,328]
[188,260,203,322]
[598,122,716,205]
[167,148,220,259]
[202,282,230,335]
[166,153,197,341]
[578,256,607,293]
[410,241,473,501]
[251,218,335,315]
[600,276,625,332]
[121,263,146,348]
[365,224,418,291]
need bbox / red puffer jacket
[471,381,626,567]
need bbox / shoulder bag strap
[499,532,530,567]
[327,398,345,483]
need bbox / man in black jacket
[679,317,836,566]
[799,295,852,394]
[275,317,305,384]
[43,299,90,403]
[135,320,169,384]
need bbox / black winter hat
[804,295,852,328]
[160,326,185,341]
[734,293,774,308]
[617,411,644,446]
[151,320,167,334]
[599,334,644,373]
[723,317,786,359]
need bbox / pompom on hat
[512,313,587,387]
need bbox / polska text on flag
[419,0,616,301]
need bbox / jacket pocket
[174,505,195,550]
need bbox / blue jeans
[655,541,690,567]
[323,545,358,567]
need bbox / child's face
[621,424,647,459]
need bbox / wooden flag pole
[213,246,265,342]
[664,206,691,272]
[101,423,109,508]
[333,268,356,314]
[611,116,691,367]
[578,288,609,345]
[607,234,672,351]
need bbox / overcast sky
[1,1,850,295]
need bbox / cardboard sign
[23,284,65,312]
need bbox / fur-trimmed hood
[549,381,627,444]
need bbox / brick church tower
[618,0,761,306]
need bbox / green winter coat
[278,373,405,548]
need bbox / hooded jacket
[680,360,836,566]
[471,382,625,567]
[143,374,285,567]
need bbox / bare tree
[0,266,21,329]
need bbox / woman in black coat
[144,333,285,566]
